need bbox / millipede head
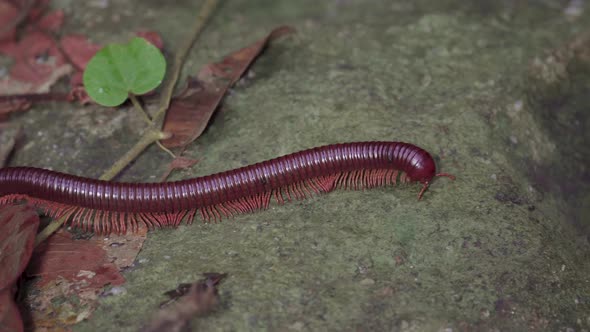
[417,173,456,200]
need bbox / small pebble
[102,286,127,297]
[360,278,375,286]
[564,0,584,18]
[289,321,304,331]
[513,100,523,112]
[400,320,409,329]
[510,136,518,144]
[88,0,109,9]
[480,309,490,319]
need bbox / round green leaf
[83,37,166,107]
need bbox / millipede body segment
[0,141,454,234]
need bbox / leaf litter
[0,205,40,332]
[141,273,227,332]
[22,226,147,330]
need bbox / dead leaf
[0,0,20,41]
[25,275,101,330]
[0,21,66,80]
[0,0,59,40]
[60,34,102,71]
[141,273,227,332]
[29,226,147,286]
[0,91,70,121]
[0,2,68,86]
[23,227,147,329]
[160,156,200,181]
[160,25,295,148]
[29,230,125,288]
[136,30,164,50]
[0,205,41,332]
[0,21,71,116]
[36,8,64,32]
[159,283,193,309]
[101,226,148,270]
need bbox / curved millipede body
[0,141,454,234]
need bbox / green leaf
[83,37,166,107]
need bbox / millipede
[0,141,455,235]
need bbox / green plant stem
[35,216,66,246]
[129,93,152,124]
[99,129,171,181]
[156,140,177,158]
[152,0,220,127]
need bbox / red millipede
[0,141,454,234]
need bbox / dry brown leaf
[24,227,147,329]
[160,26,295,148]
[0,205,40,332]
[159,156,200,182]
[141,273,227,332]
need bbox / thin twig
[152,0,220,127]
[0,92,70,103]
[35,216,66,246]
[99,129,171,181]
[156,141,177,158]
[129,94,152,124]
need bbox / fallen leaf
[136,30,164,50]
[29,226,147,286]
[0,0,19,41]
[141,273,227,332]
[0,2,68,107]
[0,30,69,80]
[36,8,64,32]
[23,227,147,328]
[29,230,125,288]
[159,283,192,308]
[160,25,295,148]
[0,95,31,120]
[0,0,53,41]
[0,91,71,121]
[159,156,200,182]
[101,227,148,270]
[60,34,102,71]
[0,28,72,96]
[25,0,52,23]
[0,205,41,332]
[24,275,101,330]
